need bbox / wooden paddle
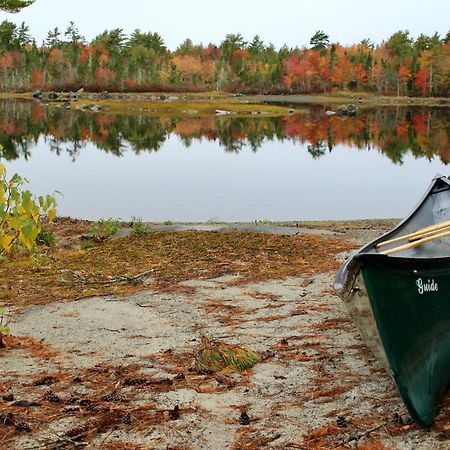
[381,228,450,255]
[376,219,450,249]
[409,225,450,242]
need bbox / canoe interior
[366,176,450,258]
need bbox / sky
[3,0,449,49]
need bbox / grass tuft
[194,336,260,373]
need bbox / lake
[1,100,449,222]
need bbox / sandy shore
[2,221,450,449]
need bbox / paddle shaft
[381,228,450,255]
[376,219,450,248]
[409,225,450,242]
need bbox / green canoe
[335,175,450,426]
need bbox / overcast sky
[3,0,449,49]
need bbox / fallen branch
[60,269,156,286]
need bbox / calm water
[1,100,449,222]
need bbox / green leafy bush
[0,149,57,258]
[100,218,121,237]
[132,217,147,236]
[36,228,56,247]
[88,218,121,240]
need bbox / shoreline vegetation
[1,91,450,117]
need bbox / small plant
[99,218,121,237]
[132,217,147,236]
[163,220,174,226]
[0,307,10,348]
[87,218,121,240]
[31,252,52,265]
[36,228,56,247]
[87,222,101,239]
[0,150,57,258]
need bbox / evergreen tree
[0,0,34,13]
[310,30,330,50]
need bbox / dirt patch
[2,270,450,449]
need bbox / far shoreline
[1,91,449,113]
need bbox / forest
[0,21,449,96]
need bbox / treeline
[1,100,448,162]
[0,22,449,96]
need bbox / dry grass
[0,229,357,309]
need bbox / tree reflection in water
[0,100,448,165]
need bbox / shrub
[99,218,121,237]
[0,149,57,258]
[132,217,147,236]
[36,228,57,247]
[87,218,121,240]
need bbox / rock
[63,102,71,109]
[90,104,101,112]
[325,110,336,116]
[69,91,78,99]
[215,109,232,115]
[76,87,84,95]
[336,103,357,116]
[32,90,42,100]
[100,91,109,100]
[48,91,59,100]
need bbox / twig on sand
[345,422,387,443]
[21,434,88,450]
[60,268,156,286]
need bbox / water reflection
[2,100,450,221]
[1,100,449,164]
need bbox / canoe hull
[360,259,450,426]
